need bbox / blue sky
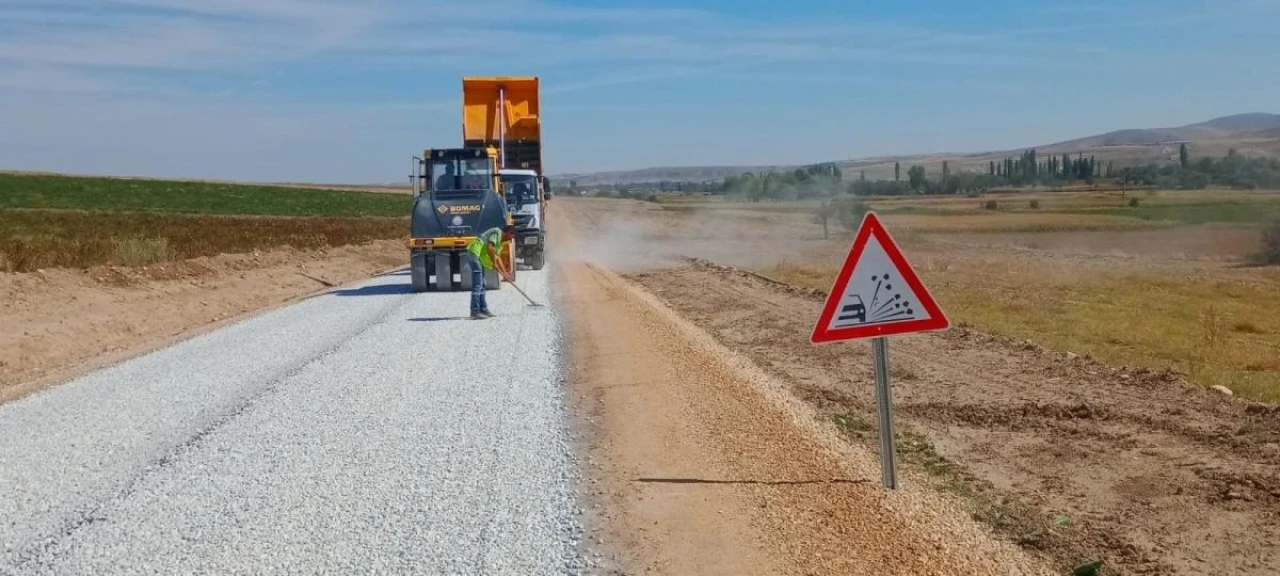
[1,0,1278,182]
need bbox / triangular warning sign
[811,211,949,344]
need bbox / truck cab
[499,168,548,270]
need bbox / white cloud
[3,0,1272,86]
[0,0,1061,89]
[1,0,1275,179]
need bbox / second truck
[462,76,550,270]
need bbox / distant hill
[555,113,1280,185]
[1040,113,1280,149]
[1193,112,1280,133]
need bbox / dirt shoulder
[625,260,1280,575]
[550,205,1050,575]
[0,240,406,404]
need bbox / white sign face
[826,233,930,331]
[810,211,948,344]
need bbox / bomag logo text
[447,205,482,215]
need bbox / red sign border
[810,211,949,344]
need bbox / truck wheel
[529,248,545,271]
[431,253,453,291]
[411,252,428,292]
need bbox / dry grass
[0,209,408,272]
[876,212,1163,233]
[112,237,174,267]
[765,261,839,288]
[768,255,1280,404]
[664,189,1280,226]
[666,201,1164,233]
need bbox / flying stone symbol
[866,273,914,323]
[833,272,916,328]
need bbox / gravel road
[0,269,584,575]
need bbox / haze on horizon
[1,0,1278,183]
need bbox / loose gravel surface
[0,269,584,575]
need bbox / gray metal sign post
[810,212,949,492]
[871,337,898,490]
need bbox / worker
[435,162,456,191]
[514,182,533,207]
[464,226,508,319]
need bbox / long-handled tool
[499,267,543,307]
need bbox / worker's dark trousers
[465,253,487,316]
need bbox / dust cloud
[552,198,834,273]
[549,205,686,272]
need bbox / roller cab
[408,147,516,292]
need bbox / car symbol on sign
[837,295,867,324]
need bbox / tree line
[986,149,1107,186]
[586,146,1280,201]
[712,147,1279,200]
[719,163,844,201]
[1119,148,1280,190]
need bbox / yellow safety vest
[466,227,504,270]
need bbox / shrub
[837,198,869,231]
[646,194,659,203]
[983,200,999,211]
[1029,200,1041,209]
[812,200,835,238]
[1200,305,1227,349]
[1258,219,1280,266]
[1128,198,1140,208]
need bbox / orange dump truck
[462,76,549,270]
